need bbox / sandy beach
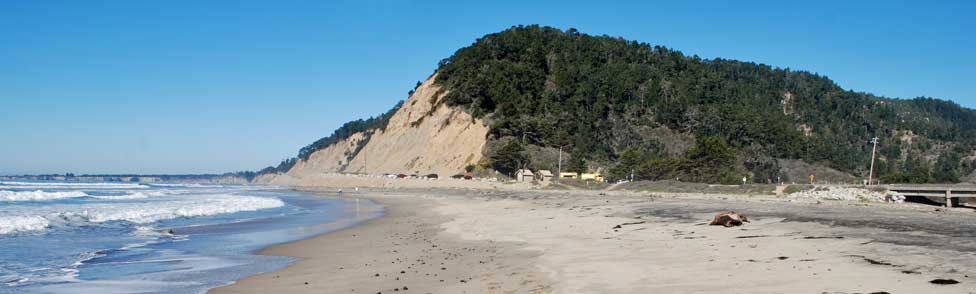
[211,190,549,294]
[211,182,976,294]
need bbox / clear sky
[1,0,973,175]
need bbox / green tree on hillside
[683,136,739,183]
[933,152,961,183]
[431,25,974,184]
[608,148,646,180]
[262,25,976,185]
[489,139,528,176]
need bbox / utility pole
[868,137,879,185]
[557,146,563,180]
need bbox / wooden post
[946,189,952,208]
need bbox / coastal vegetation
[433,25,976,183]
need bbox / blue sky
[1,0,973,175]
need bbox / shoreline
[6,186,377,294]
[213,186,976,293]
[257,191,387,256]
[211,189,548,294]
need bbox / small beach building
[515,169,534,182]
[537,170,554,181]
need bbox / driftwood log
[709,211,749,227]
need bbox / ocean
[0,181,377,293]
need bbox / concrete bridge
[887,185,976,207]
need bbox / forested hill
[430,25,975,184]
[266,25,975,184]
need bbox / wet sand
[211,191,547,294]
[213,188,976,293]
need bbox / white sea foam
[133,226,163,236]
[0,195,284,236]
[0,181,149,189]
[0,182,300,292]
[3,277,30,287]
[87,191,166,200]
[73,195,284,224]
[88,194,148,200]
[0,190,89,202]
[0,215,50,235]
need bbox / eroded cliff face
[274,73,488,182]
[286,132,367,178]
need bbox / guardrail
[888,186,976,207]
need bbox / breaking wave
[86,191,170,200]
[0,181,149,189]
[0,190,89,202]
[67,195,285,224]
[0,215,50,235]
[0,195,284,236]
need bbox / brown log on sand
[709,211,749,227]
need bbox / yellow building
[580,173,605,182]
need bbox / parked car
[425,174,439,179]
[451,174,465,179]
[397,173,407,179]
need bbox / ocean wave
[0,190,169,202]
[3,277,30,287]
[132,226,164,237]
[147,183,223,188]
[88,194,149,200]
[0,181,149,189]
[86,191,169,200]
[0,195,285,235]
[0,215,50,235]
[0,190,89,202]
[74,195,285,224]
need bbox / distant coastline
[1,172,256,184]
